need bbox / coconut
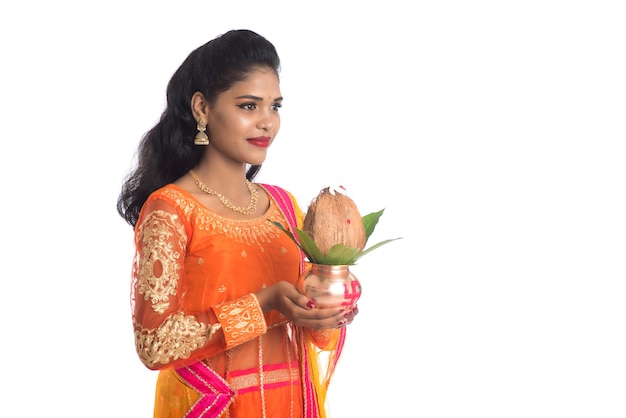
[302,187,367,255]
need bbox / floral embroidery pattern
[136,209,186,314]
[134,312,209,367]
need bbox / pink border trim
[261,184,306,273]
[176,362,234,418]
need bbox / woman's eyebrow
[235,94,284,102]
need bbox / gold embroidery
[218,285,227,293]
[215,294,266,348]
[161,188,286,250]
[161,188,198,217]
[134,312,209,367]
[229,365,300,391]
[196,258,204,264]
[241,250,247,257]
[136,210,186,314]
[280,246,287,254]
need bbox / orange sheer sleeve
[131,195,267,370]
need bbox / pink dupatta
[262,184,347,418]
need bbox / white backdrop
[1,1,625,417]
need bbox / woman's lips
[247,136,271,148]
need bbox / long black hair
[117,29,281,227]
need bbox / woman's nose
[257,109,278,131]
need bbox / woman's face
[205,67,282,167]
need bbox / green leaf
[293,229,327,264]
[271,221,296,240]
[271,218,401,266]
[362,209,385,241]
[271,221,328,264]
[324,244,362,265]
[354,237,402,262]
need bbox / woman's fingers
[294,305,349,329]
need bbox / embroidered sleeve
[131,196,222,370]
[135,209,185,315]
[134,312,218,368]
[213,293,267,348]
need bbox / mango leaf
[293,229,326,264]
[324,244,362,265]
[271,215,401,266]
[362,209,385,241]
[270,221,329,264]
[354,237,402,262]
[271,221,298,242]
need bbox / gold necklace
[189,169,258,215]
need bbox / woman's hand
[256,281,353,330]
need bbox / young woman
[117,29,357,418]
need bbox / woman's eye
[271,103,282,111]
[238,103,257,110]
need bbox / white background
[1,1,625,417]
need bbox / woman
[117,29,356,418]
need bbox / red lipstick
[247,136,271,148]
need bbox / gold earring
[194,118,209,145]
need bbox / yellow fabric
[303,329,342,418]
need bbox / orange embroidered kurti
[131,184,323,418]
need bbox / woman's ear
[191,92,210,121]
